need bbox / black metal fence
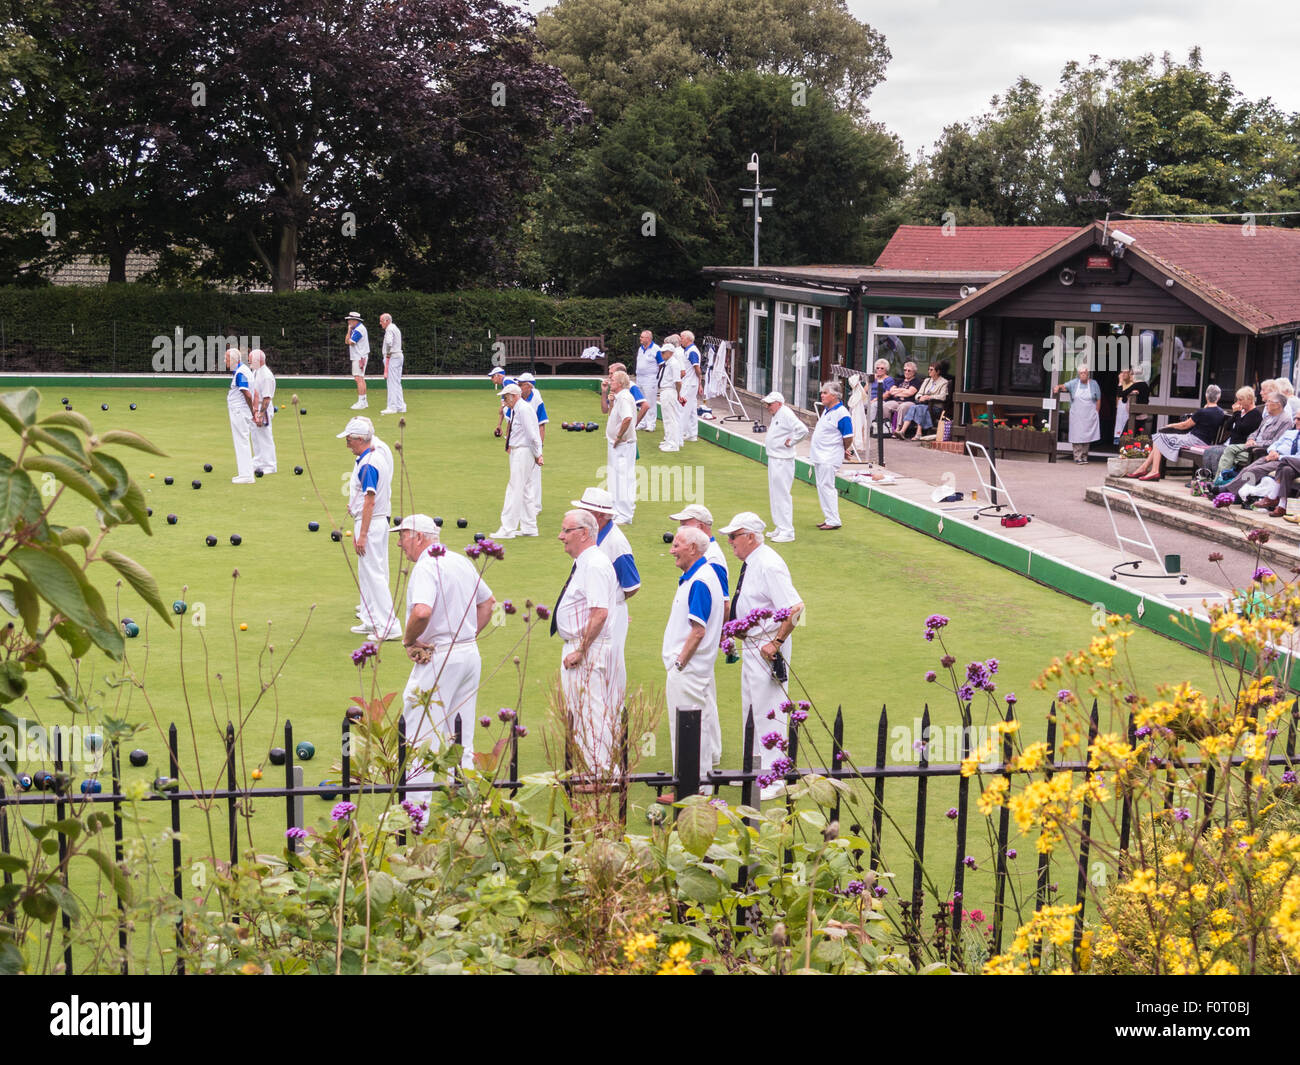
[4,698,1298,974]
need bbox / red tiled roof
[1113,221,1300,333]
[874,225,1080,272]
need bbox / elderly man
[492,383,543,539]
[1207,389,1286,486]
[248,348,277,475]
[634,331,660,431]
[668,504,729,615]
[225,346,256,485]
[864,358,896,435]
[810,381,854,529]
[1222,410,1300,515]
[517,372,548,512]
[601,361,652,425]
[763,391,809,542]
[488,367,515,436]
[379,313,405,415]
[663,525,725,792]
[554,509,620,775]
[720,511,804,800]
[575,487,640,701]
[679,330,703,443]
[604,370,638,524]
[394,514,495,800]
[657,337,687,452]
[345,311,369,410]
[338,415,399,640]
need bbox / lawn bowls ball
[474,532,485,542]
[345,706,365,723]
[33,770,54,791]
[166,514,178,525]
[255,469,264,478]
[294,466,304,475]
[457,518,468,528]
[318,781,339,801]
[60,397,68,404]
[331,529,342,542]
[239,623,248,631]
[308,521,320,532]
[146,508,153,516]
[102,404,109,410]
[122,619,140,638]
[81,779,103,795]
[433,517,444,527]
[153,776,178,793]
[164,476,174,485]
[251,768,263,781]
[662,532,673,544]
[203,463,213,473]
[269,747,286,766]
[205,534,217,546]
[130,403,137,410]
[129,749,149,768]
[192,479,201,489]
[296,741,315,761]
[230,534,242,546]
[17,773,33,791]
[172,599,187,614]
[300,408,307,415]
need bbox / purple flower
[1173,807,1191,822]
[1006,848,1017,859]
[502,600,517,615]
[963,856,977,869]
[925,670,937,682]
[1135,725,1152,738]
[1254,566,1275,582]
[1004,693,1017,705]
[779,699,794,713]
[497,707,517,723]
[835,750,849,763]
[1208,551,1224,562]
[401,800,427,835]
[940,654,956,668]
[719,637,736,655]
[843,880,866,897]
[426,543,446,557]
[1213,493,1235,509]
[946,807,958,819]
[956,684,974,702]
[513,724,528,738]
[1284,770,1297,784]
[985,658,999,674]
[797,700,811,711]
[285,827,308,840]
[1047,883,1058,894]
[924,614,950,632]
[770,756,793,777]
[924,631,935,642]
[465,544,483,559]
[772,607,792,623]
[1246,528,1271,544]
[912,739,927,754]
[765,709,776,720]
[483,540,506,560]
[480,716,492,728]
[871,884,888,898]
[760,730,787,751]
[952,890,963,901]
[790,709,808,723]
[1266,728,1279,739]
[351,641,379,665]
[1056,689,1073,703]
[535,604,551,620]
[708,797,728,809]
[330,801,356,822]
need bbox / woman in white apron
[1054,363,1100,464]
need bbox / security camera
[1111,229,1136,247]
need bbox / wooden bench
[1129,402,1230,471]
[495,335,606,375]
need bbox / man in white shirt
[225,346,256,484]
[663,525,725,792]
[379,313,405,415]
[493,383,543,539]
[339,415,399,640]
[517,372,547,513]
[763,391,810,542]
[634,330,660,431]
[575,487,640,706]
[604,369,638,524]
[679,330,702,443]
[810,380,854,530]
[720,511,804,800]
[667,503,729,618]
[657,338,686,452]
[345,311,369,410]
[249,348,277,475]
[395,514,495,801]
[554,509,620,776]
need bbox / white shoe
[659,444,679,452]
[371,630,402,642]
[350,623,374,635]
[491,529,516,539]
[380,408,397,415]
[516,530,538,537]
[255,467,277,475]
[231,475,255,484]
[768,533,795,543]
[351,399,368,410]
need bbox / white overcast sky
[524,0,1299,157]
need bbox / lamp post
[740,153,775,268]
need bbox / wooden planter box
[971,427,1056,454]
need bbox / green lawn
[5,381,1228,958]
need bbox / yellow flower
[656,941,694,975]
[623,932,657,963]
[978,777,1009,815]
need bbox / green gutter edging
[697,419,1234,669]
[0,374,604,391]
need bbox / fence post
[992,703,1015,954]
[674,706,701,810]
[529,319,536,377]
[225,724,238,876]
[619,701,629,825]
[1033,706,1058,970]
[54,726,73,974]
[830,707,844,826]
[908,705,931,967]
[284,720,299,854]
[168,723,184,975]
[868,706,887,872]
[950,702,972,970]
[1071,700,1101,971]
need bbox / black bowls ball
[457,518,468,528]
[308,521,320,532]
[164,476,174,485]
[330,530,342,542]
[663,532,674,544]
[129,749,149,768]
[294,466,304,475]
[205,535,217,547]
[166,514,178,525]
[203,463,213,473]
[474,532,486,543]
[229,534,242,546]
[268,747,286,766]
[191,480,201,489]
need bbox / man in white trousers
[554,509,620,778]
[763,392,808,542]
[663,525,724,795]
[604,369,638,524]
[517,372,547,514]
[657,338,686,452]
[575,488,639,704]
[720,511,804,801]
[380,313,406,415]
[345,311,369,410]
[679,330,702,443]
[339,416,400,640]
[396,514,495,801]
[810,380,854,530]
[634,330,660,431]
[492,383,543,538]
[225,347,256,484]
[249,348,277,475]
[667,503,729,617]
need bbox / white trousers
[666,667,722,783]
[228,405,254,479]
[680,379,699,441]
[354,513,398,638]
[659,390,683,450]
[607,442,637,524]
[768,455,795,539]
[402,642,481,802]
[386,353,406,412]
[814,462,841,526]
[636,375,658,430]
[561,638,622,772]
[251,413,277,473]
[529,445,543,513]
[741,641,792,774]
[499,448,538,535]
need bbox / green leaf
[21,453,107,510]
[45,882,81,920]
[86,848,132,905]
[0,853,27,873]
[0,389,40,434]
[53,618,92,659]
[0,661,27,702]
[117,479,151,532]
[0,462,46,536]
[8,546,120,659]
[0,588,15,618]
[675,802,719,858]
[40,408,94,434]
[7,577,41,636]
[90,452,130,502]
[27,425,89,465]
[0,939,25,975]
[101,550,172,624]
[96,429,167,457]
[676,865,722,905]
[57,526,92,548]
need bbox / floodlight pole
[740,153,775,268]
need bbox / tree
[533,72,907,296]
[536,0,890,126]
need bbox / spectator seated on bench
[1124,385,1226,482]
[1204,389,1289,487]
[881,362,920,429]
[1219,412,1300,516]
[896,361,951,440]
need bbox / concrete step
[1085,476,1300,573]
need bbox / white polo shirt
[228,362,253,418]
[810,401,853,465]
[662,555,724,678]
[348,322,370,358]
[348,445,392,520]
[606,388,637,447]
[636,343,660,384]
[597,521,640,604]
[382,322,402,356]
[733,543,801,648]
[658,349,685,394]
[704,537,729,600]
[523,386,548,427]
[406,549,492,646]
[505,397,543,456]
[555,545,616,642]
[252,365,275,416]
[766,405,809,460]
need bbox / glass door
[746,301,769,395]
[772,302,796,398]
[797,306,823,413]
